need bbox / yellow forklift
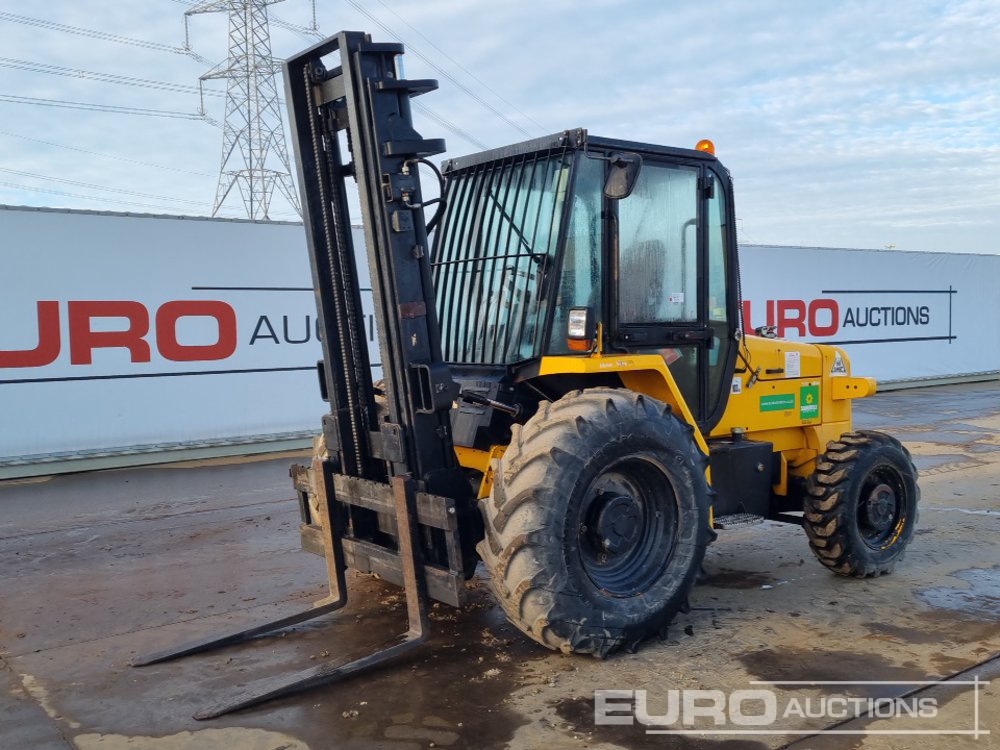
[136,31,918,718]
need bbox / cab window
[549,155,604,353]
[617,164,699,324]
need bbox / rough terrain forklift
[135,31,919,718]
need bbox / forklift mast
[129,32,475,720]
[286,31,464,496]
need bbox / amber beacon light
[695,138,716,154]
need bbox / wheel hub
[592,493,641,554]
[862,482,896,532]
[576,456,680,598]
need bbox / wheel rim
[857,465,907,549]
[576,455,679,597]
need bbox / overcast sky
[1,0,997,253]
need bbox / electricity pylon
[186,0,300,220]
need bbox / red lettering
[156,300,237,361]
[743,298,841,338]
[68,301,151,365]
[808,298,839,337]
[0,301,61,368]
[776,299,807,337]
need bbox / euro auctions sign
[0,207,342,464]
[742,294,944,344]
[0,207,998,471]
[0,300,240,368]
[738,245,1000,383]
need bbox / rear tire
[478,388,712,657]
[803,430,919,577]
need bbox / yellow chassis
[456,335,875,502]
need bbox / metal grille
[433,148,571,364]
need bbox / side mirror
[603,152,642,200]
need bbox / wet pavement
[1,382,998,749]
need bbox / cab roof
[441,128,718,173]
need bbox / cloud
[0,0,997,251]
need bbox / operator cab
[432,129,740,435]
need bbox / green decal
[760,393,795,412]
[800,384,820,420]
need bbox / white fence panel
[1,207,997,474]
[739,245,1000,383]
[0,207,329,466]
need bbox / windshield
[433,149,571,364]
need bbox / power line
[0,11,208,64]
[0,11,177,51]
[0,54,289,116]
[0,180,207,214]
[370,0,547,133]
[0,57,225,99]
[0,130,214,178]
[0,166,208,207]
[413,103,489,151]
[184,0,493,152]
[344,0,535,139]
[0,94,214,121]
[270,14,322,42]
[265,11,491,151]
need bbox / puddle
[553,695,768,750]
[700,568,778,590]
[738,648,923,699]
[910,454,983,474]
[862,621,941,645]
[155,575,536,750]
[18,673,81,729]
[862,612,999,658]
[923,506,1000,517]
[929,652,977,675]
[891,428,997,447]
[780,652,1000,750]
[74,728,310,750]
[917,566,1000,619]
[13,573,540,750]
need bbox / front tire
[478,388,712,657]
[804,430,919,577]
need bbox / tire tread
[803,430,919,578]
[478,388,711,657]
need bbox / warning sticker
[784,350,801,378]
[831,351,848,376]
[800,383,820,420]
[731,376,743,394]
[659,347,683,366]
[760,393,796,412]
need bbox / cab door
[611,159,736,429]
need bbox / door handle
[674,327,713,342]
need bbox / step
[713,512,765,530]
